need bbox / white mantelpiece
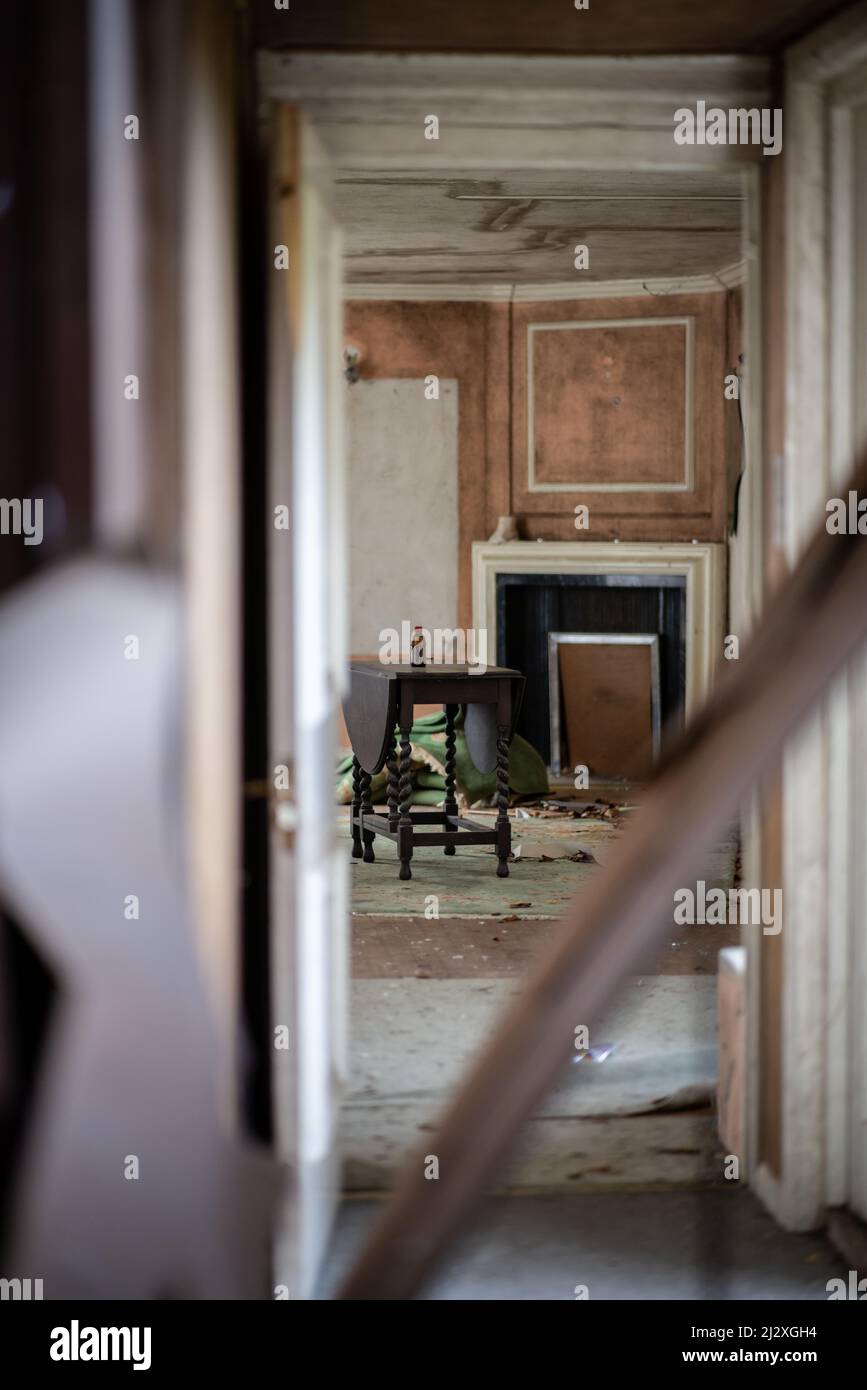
[472,540,726,718]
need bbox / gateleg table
[343,662,525,881]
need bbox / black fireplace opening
[496,572,687,771]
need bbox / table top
[345,661,525,773]
[347,661,522,681]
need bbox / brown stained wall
[725,285,745,533]
[346,292,731,630]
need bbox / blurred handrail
[338,449,867,1301]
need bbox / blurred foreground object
[0,558,276,1298]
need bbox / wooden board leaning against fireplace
[548,632,661,781]
[496,570,687,778]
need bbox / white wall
[345,377,458,654]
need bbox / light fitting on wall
[343,341,364,384]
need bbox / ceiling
[253,0,848,57]
[336,168,744,289]
[262,51,763,291]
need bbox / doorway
[261,49,766,1295]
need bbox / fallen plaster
[343,806,738,919]
[342,803,740,1192]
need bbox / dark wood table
[343,662,525,880]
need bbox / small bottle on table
[410,625,426,667]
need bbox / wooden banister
[338,455,867,1300]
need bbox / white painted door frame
[844,92,867,1227]
[259,50,768,1266]
[268,108,350,1299]
[751,0,867,1232]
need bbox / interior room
[334,160,745,1201]
[5,0,867,1326]
[258,38,867,1301]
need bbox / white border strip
[344,263,745,304]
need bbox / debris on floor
[572,1043,615,1064]
[344,804,742,1195]
[542,797,628,822]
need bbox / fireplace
[496,572,685,770]
[472,540,726,778]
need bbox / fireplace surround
[472,540,726,772]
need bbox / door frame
[258,50,769,1279]
[751,0,867,1231]
[267,106,350,1299]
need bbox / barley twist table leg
[495,725,511,878]
[398,728,413,881]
